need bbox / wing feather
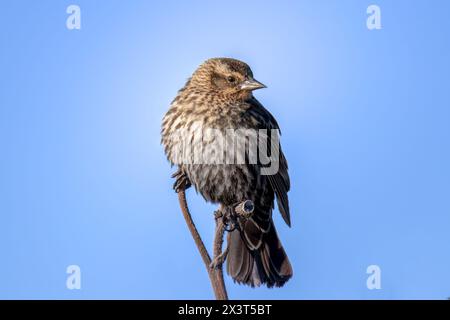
[246,97,291,226]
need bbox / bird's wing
[245,98,291,227]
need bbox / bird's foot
[214,208,224,220]
[215,207,238,232]
[171,168,191,193]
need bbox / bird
[161,58,292,288]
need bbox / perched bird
[161,58,292,287]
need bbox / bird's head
[189,58,266,100]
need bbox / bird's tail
[226,217,292,288]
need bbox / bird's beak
[240,78,267,91]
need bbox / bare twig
[177,189,254,300]
[212,210,228,300]
[177,190,220,298]
[210,200,255,300]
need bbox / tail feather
[226,220,292,288]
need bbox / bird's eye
[227,76,236,83]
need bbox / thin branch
[177,189,254,300]
[212,214,228,300]
[210,200,254,300]
[177,190,222,299]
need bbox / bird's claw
[214,207,238,232]
[172,168,191,192]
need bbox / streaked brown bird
[161,58,292,287]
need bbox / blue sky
[1,0,450,299]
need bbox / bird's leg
[209,200,254,269]
[171,168,191,193]
[220,206,237,232]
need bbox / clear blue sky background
[1,0,450,299]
